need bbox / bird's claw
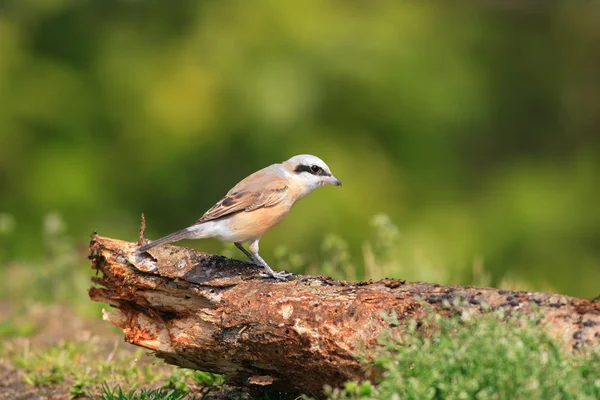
[260,271,293,281]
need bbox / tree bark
[88,235,600,394]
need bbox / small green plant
[191,370,226,387]
[13,341,82,387]
[273,244,307,274]
[70,373,95,398]
[361,214,401,280]
[100,383,189,400]
[321,233,355,280]
[325,381,378,399]
[368,214,399,261]
[321,310,600,400]
[162,370,191,394]
[22,365,65,387]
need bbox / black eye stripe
[294,164,313,174]
[294,164,329,176]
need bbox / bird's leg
[248,239,292,280]
[234,242,258,263]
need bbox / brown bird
[137,154,342,279]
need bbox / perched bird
[137,154,342,279]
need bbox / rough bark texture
[89,235,600,394]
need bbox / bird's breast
[215,201,293,243]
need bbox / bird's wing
[194,165,289,224]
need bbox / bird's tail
[137,228,193,253]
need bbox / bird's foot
[260,271,294,281]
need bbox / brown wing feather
[244,186,288,211]
[194,165,289,224]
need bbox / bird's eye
[310,165,321,173]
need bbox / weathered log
[88,235,600,393]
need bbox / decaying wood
[88,235,600,393]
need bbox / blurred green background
[1,0,599,300]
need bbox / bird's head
[283,154,342,197]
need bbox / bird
[136,154,342,279]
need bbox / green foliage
[2,216,598,398]
[0,213,103,317]
[0,317,37,338]
[0,0,599,298]
[70,373,96,398]
[162,370,191,394]
[22,365,65,387]
[100,383,189,400]
[321,234,355,280]
[273,245,308,274]
[0,212,16,262]
[191,371,226,388]
[321,311,600,400]
[4,329,230,398]
[10,339,164,396]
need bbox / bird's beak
[325,175,342,186]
